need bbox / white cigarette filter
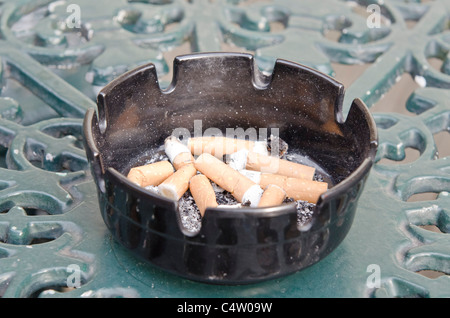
[164,136,195,170]
[194,153,263,207]
[244,150,316,180]
[127,160,174,187]
[258,184,286,207]
[158,163,197,201]
[189,174,218,216]
[188,136,268,158]
[239,170,328,204]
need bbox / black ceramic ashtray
[83,52,377,284]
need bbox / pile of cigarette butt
[126,135,328,231]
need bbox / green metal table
[0,0,449,298]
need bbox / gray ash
[178,190,202,233]
[147,150,168,163]
[296,200,315,227]
[313,172,324,182]
[283,197,316,228]
[178,189,317,230]
[211,182,240,206]
[216,191,239,206]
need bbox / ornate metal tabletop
[0,0,449,298]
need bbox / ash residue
[268,134,289,157]
[178,191,202,233]
[178,188,317,230]
[147,150,168,163]
[283,197,316,227]
[145,185,202,233]
[216,191,239,206]
[313,173,324,182]
[211,182,240,205]
[296,200,316,227]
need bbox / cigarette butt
[258,184,286,207]
[172,151,195,170]
[158,163,197,200]
[259,173,327,204]
[246,151,315,180]
[194,153,263,206]
[189,174,218,216]
[164,136,195,170]
[127,160,174,187]
[188,136,268,157]
[241,184,264,207]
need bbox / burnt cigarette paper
[189,174,218,216]
[194,153,263,207]
[267,134,289,157]
[164,136,195,170]
[188,136,268,158]
[127,160,174,187]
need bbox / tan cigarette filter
[172,151,195,170]
[127,160,174,187]
[188,136,267,157]
[158,163,197,200]
[259,173,327,204]
[246,151,315,180]
[164,136,195,170]
[258,184,286,207]
[189,174,218,216]
[194,153,263,206]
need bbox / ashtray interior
[125,133,334,234]
[83,52,377,284]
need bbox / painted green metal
[0,0,449,297]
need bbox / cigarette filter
[127,160,174,187]
[164,136,195,170]
[188,136,268,157]
[189,174,218,216]
[158,163,197,200]
[246,151,315,180]
[259,173,327,204]
[258,184,286,207]
[194,153,263,207]
[239,169,327,204]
